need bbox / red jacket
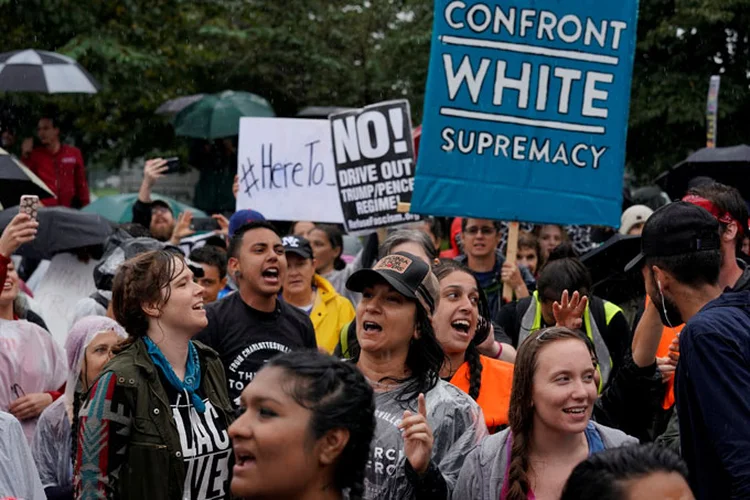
[24,144,90,208]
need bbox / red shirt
[24,144,90,208]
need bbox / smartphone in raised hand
[163,157,181,174]
[19,195,40,220]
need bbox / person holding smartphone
[0,212,67,442]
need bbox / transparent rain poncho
[0,318,67,442]
[0,411,45,500]
[363,379,488,499]
[30,317,127,489]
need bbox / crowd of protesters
[0,151,748,500]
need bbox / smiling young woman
[453,327,637,500]
[74,250,235,500]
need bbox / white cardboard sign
[236,118,344,223]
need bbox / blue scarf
[143,337,206,413]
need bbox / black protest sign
[330,100,419,233]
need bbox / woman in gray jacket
[453,327,637,500]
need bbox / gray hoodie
[452,422,637,500]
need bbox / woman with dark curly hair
[229,350,376,499]
[432,259,514,434]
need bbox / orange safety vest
[450,355,514,433]
[644,296,682,409]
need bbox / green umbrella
[173,90,275,140]
[82,193,207,223]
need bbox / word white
[441,127,608,169]
[444,2,628,51]
[445,54,612,121]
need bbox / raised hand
[0,212,38,257]
[553,290,588,330]
[399,393,434,475]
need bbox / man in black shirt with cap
[196,220,316,407]
[625,202,750,499]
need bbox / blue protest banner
[410,1,639,227]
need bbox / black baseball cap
[624,201,721,272]
[282,235,314,260]
[151,199,173,213]
[346,252,439,315]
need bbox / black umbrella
[580,233,643,305]
[0,49,100,93]
[155,93,205,116]
[0,147,55,208]
[654,145,750,200]
[0,206,114,260]
[296,106,356,118]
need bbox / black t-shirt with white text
[196,293,317,406]
[157,371,233,500]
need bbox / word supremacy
[437,2,633,170]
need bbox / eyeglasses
[11,383,24,399]
[464,226,496,236]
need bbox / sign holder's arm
[502,222,520,303]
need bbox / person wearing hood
[455,218,535,317]
[31,317,127,499]
[281,235,355,353]
[0,411,46,500]
[0,215,67,443]
[626,202,750,499]
[439,217,463,259]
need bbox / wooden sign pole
[502,222,520,303]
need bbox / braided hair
[506,327,597,500]
[267,351,376,500]
[432,259,491,401]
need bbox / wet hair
[561,444,689,500]
[461,218,503,233]
[312,224,346,271]
[190,245,228,280]
[645,250,721,287]
[688,182,749,254]
[536,243,591,304]
[228,220,280,258]
[111,250,184,351]
[39,110,60,130]
[379,229,439,261]
[350,291,445,404]
[518,231,543,273]
[266,351,376,500]
[506,327,597,500]
[432,259,493,400]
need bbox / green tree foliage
[1,0,748,181]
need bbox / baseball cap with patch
[282,235,314,260]
[346,252,439,315]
